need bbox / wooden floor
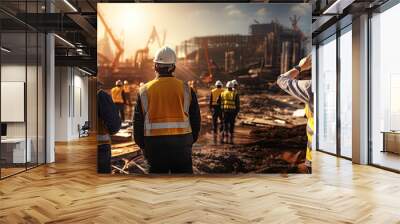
[0,137,400,224]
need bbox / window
[317,35,337,154]
[0,2,46,179]
[370,2,400,171]
[339,26,352,158]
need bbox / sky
[98,3,311,60]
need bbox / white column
[312,45,317,151]
[352,14,369,164]
[46,32,55,163]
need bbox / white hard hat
[153,46,176,64]
[215,80,223,87]
[123,80,128,85]
[226,81,234,88]
[116,80,122,86]
[232,79,238,86]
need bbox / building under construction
[97,15,309,88]
[176,17,308,83]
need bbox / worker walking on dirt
[97,81,121,173]
[111,80,126,122]
[218,81,240,144]
[133,46,201,174]
[123,80,131,103]
[188,80,197,94]
[277,55,313,173]
[123,80,131,116]
[209,80,224,134]
[232,80,239,93]
[231,79,240,123]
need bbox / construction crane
[134,26,166,68]
[290,15,307,41]
[98,9,124,72]
[201,38,213,84]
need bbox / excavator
[134,26,166,68]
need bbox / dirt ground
[192,86,307,174]
[110,83,308,174]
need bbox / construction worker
[123,80,131,118]
[231,79,240,122]
[188,80,198,94]
[277,55,313,173]
[97,81,121,173]
[209,80,224,134]
[218,81,240,144]
[123,80,130,102]
[133,46,201,174]
[231,79,239,93]
[111,80,126,122]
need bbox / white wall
[1,65,27,138]
[1,63,46,164]
[55,67,89,141]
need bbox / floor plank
[0,136,399,224]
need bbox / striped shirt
[276,72,313,112]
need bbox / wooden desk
[381,131,400,154]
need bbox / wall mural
[97,3,313,175]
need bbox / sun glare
[120,7,147,32]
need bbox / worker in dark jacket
[218,81,240,144]
[133,46,201,174]
[97,81,121,173]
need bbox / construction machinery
[97,9,124,72]
[134,26,166,68]
[200,38,214,84]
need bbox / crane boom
[203,39,212,78]
[98,9,124,71]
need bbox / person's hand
[298,55,312,71]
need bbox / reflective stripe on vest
[211,88,224,106]
[111,87,124,103]
[139,77,192,136]
[305,103,314,165]
[221,90,236,110]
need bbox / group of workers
[209,79,240,144]
[97,45,313,174]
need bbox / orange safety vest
[211,88,224,106]
[139,77,192,137]
[111,86,124,104]
[123,85,130,93]
[220,90,237,111]
[305,103,314,166]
